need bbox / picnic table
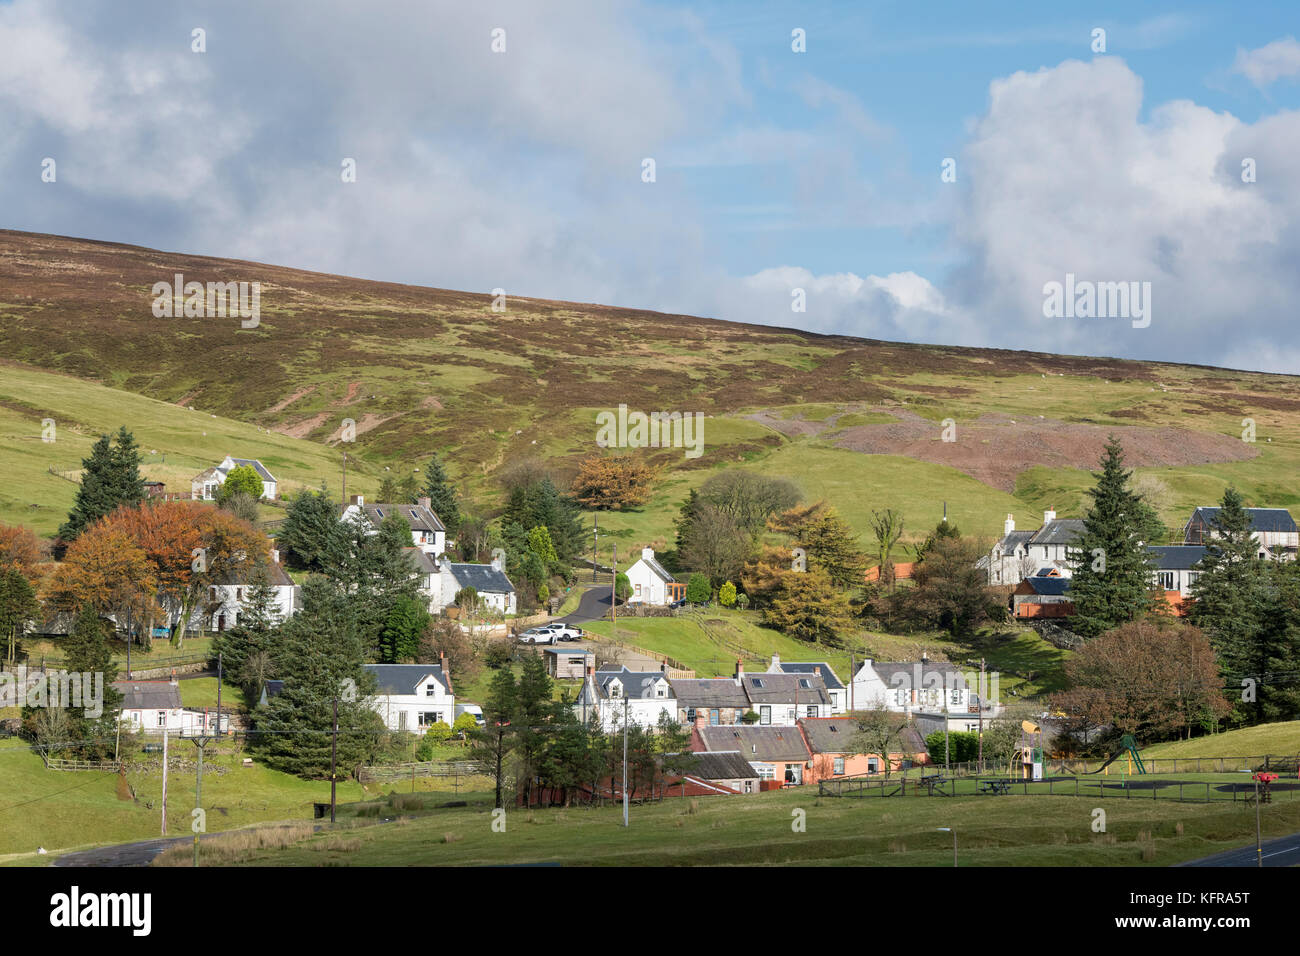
[978,780,1012,795]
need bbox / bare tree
[849,703,911,780]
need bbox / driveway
[560,587,614,625]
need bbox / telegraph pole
[977,658,986,773]
[160,729,169,836]
[215,652,223,739]
[592,513,599,583]
[341,448,348,504]
[610,543,618,636]
[190,734,211,867]
[622,695,629,828]
[330,697,339,823]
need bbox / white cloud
[1233,36,1300,88]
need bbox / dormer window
[798,678,810,689]
[609,683,622,699]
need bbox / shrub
[685,573,711,604]
[718,581,737,607]
[740,710,760,724]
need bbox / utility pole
[215,652,223,739]
[1255,774,1263,867]
[190,735,211,867]
[592,513,599,583]
[330,697,339,824]
[341,448,348,504]
[610,543,618,637]
[622,695,629,828]
[976,658,986,773]
[160,728,169,836]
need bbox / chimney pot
[351,494,364,506]
[418,496,431,511]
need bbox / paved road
[560,587,614,625]
[1176,831,1300,867]
[54,834,209,867]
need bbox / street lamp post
[936,827,957,867]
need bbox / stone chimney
[642,546,655,561]
[418,496,431,511]
[351,494,364,507]
[271,548,280,564]
[734,658,744,685]
[1004,513,1015,535]
[770,653,781,671]
[1044,505,1056,525]
[490,553,503,572]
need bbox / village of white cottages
[8,430,1291,808]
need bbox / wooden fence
[818,772,1300,804]
[357,760,488,784]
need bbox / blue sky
[1,0,1298,370]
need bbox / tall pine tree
[1067,437,1164,637]
[421,454,462,536]
[59,428,145,542]
[1189,487,1269,723]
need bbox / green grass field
[1143,722,1300,760]
[155,782,1300,867]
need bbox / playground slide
[1082,749,1123,774]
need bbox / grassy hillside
[0,360,387,535]
[3,230,1300,557]
[1143,722,1300,760]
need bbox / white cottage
[204,551,298,632]
[364,663,455,733]
[340,495,446,556]
[624,547,685,606]
[985,509,1085,586]
[575,666,676,732]
[191,456,278,501]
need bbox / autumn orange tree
[571,455,657,509]
[46,525,157,640]
[0,523,47,583]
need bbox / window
[157,711,166,727]
[760,705,771,725]
[635,583,641,595]
[798,678,810,689]
[755,765,775,780]
[751,678,765,688]
[744,780,754,794]
[418,711,441,727]
[868,757,879,773]
[609,684,621,699]
[710,709,720,725]
[686,708,697,722]
[787,708,796,723]
[426,683,438,697]
[806,705,819,718]
[833,757,845,776]
[655,686,666,698]
[1158,571,1174,590]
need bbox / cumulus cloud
[1233,36,1300,88]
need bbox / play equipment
[1012,720,1046,780]
[1084,734,1146,775]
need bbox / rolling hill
[2,228,1298,551]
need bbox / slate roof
[1000,530,1034,555]
[1148,545,1208,570]
[776,661,845,690]
[743,672,831,707]
[687,750,761,781]
[869,661,970,688]
[592,667,672,701]
[636,553,676,583]
[1189,507,1298,535]
[363,664,448,697]
[448,562,515,595]
[697,725,811,763]
[113,681,181,711]
[211,560,295,587]
[1029,519,1085,546]
[799,717,927,756]
[225,457,276,482]
[669,677,750,709]
[404,548,439,574]
[1023,575,1071,596]
[363,502,445,533]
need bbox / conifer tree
[1067,437,1164,636]
[59,428,145,542]
[421,454,462,536]
[279,487,343,572]
[1189,487,1269,721]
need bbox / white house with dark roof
[113,680,230,735]
[766,654,847,714]
[984,508,1085,586]
[1148,545,1208,596]
[576,666,676,731]
[363,663,455,733]
[191,455,278,501]
[1183,507,1298,561]
[341,494,446,556]
[203,550,298,631]
[434,554,516,615]
[624,547,685,605]
[848,657,995,726]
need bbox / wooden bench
[978,780,1011,795]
